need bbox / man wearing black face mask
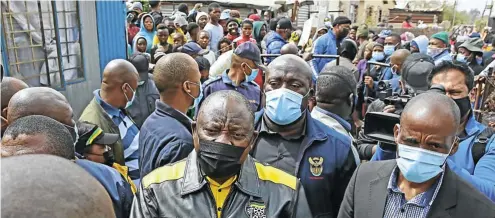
[313,16,352,74]
[132,90,312,217]
[75,121,137,194]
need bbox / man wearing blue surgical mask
[80,59,141,185]
[427,31,452,65]
[198,41,261,113]
[338,92,495,217]
[252,54,358,217]
[456,38,484,75]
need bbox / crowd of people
[2,1,495,218]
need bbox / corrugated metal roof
[96,1,127,72]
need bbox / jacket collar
[93,89,122,118]
[222,70,248,87]
[155,100,192,132]
[180,151,262,198]
[313,106,351,132]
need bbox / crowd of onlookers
[1,1,495,217]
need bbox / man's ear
[191,121,200,151]
[394,124,400,145]
[249,131,259,149]
[2,108,7,119]
[449,137,460,156]
[183,81,191,94]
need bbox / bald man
[5,87,78,142]
[338,92,495,217]
[132,90,312,217]
[2,155,115,218]
[2,115,135,218]
[199,42,262,113]
[280,43,299,55]
[251,54,357,217]
[1,77,28,136]
[387,49,411,93]
[79,59,141,184]
[139,53,201,178]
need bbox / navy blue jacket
[253,110,358,217]
[138,100,193,179]
[76,159,134,218]
[199,70,261,113]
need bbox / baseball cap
[220,9,231,20]
[181,42,207,55]
[74,121,120,156]
[277,18,293,30]
[401,53,435,92]
[129,53,150,82]
[248,14,261,21]
[234,42,261,66]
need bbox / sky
[454,0,489,13]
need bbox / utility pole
[452,0,457,25]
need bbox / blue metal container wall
[96,1,126,77]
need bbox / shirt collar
[207,175,237,188]
[464,115,484,138]
[93,89,122,118]
[221,70,248,87]
[313,106,351,132]
[387,166,444,207]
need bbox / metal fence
[1,0,84,88]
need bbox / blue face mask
[456,54,467,63]
[264,88,308,125]
[243,63,259,83]
[186,81,203,109]
[476,57,483,65]
[123,84,136,109]
[396,142,454,183]
[372,52,385,61]
[384,45,396,56]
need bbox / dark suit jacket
[338,160,495,218]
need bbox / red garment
[225,33,238,42]
[401,21,413,29]
[233,36,257,46]
[254,68,263,89]
[128,25,140,44]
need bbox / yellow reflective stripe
[254,162,297,190]
[142,160,187,188]
[87,128,103,145]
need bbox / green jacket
[79,97,125,164]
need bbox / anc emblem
[245,201,266,218]
[309,157,324,176]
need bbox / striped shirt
[94,90,140,185]
[383,166,444,218]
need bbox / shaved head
[2,115,75,159]
[1,154,115,218]
[280,43,299,55]
[397,92,460,151]
[101,59,138,91]
[1,77,28,110]
[154,53,199,95]
[267,54,312,84]
[390,49,411,65]
[7,87,73,126]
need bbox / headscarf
[133,14,156,53]
[253,21,266,43]
[196,12,209,23]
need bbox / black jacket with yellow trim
[130,151,313,218]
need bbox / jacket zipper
[205,185,219,218]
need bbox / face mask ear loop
[441,137,458,166]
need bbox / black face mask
[103,151,115,166]
[197,140,246,179]
[339,28,349,40]
[453,96,471,119]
